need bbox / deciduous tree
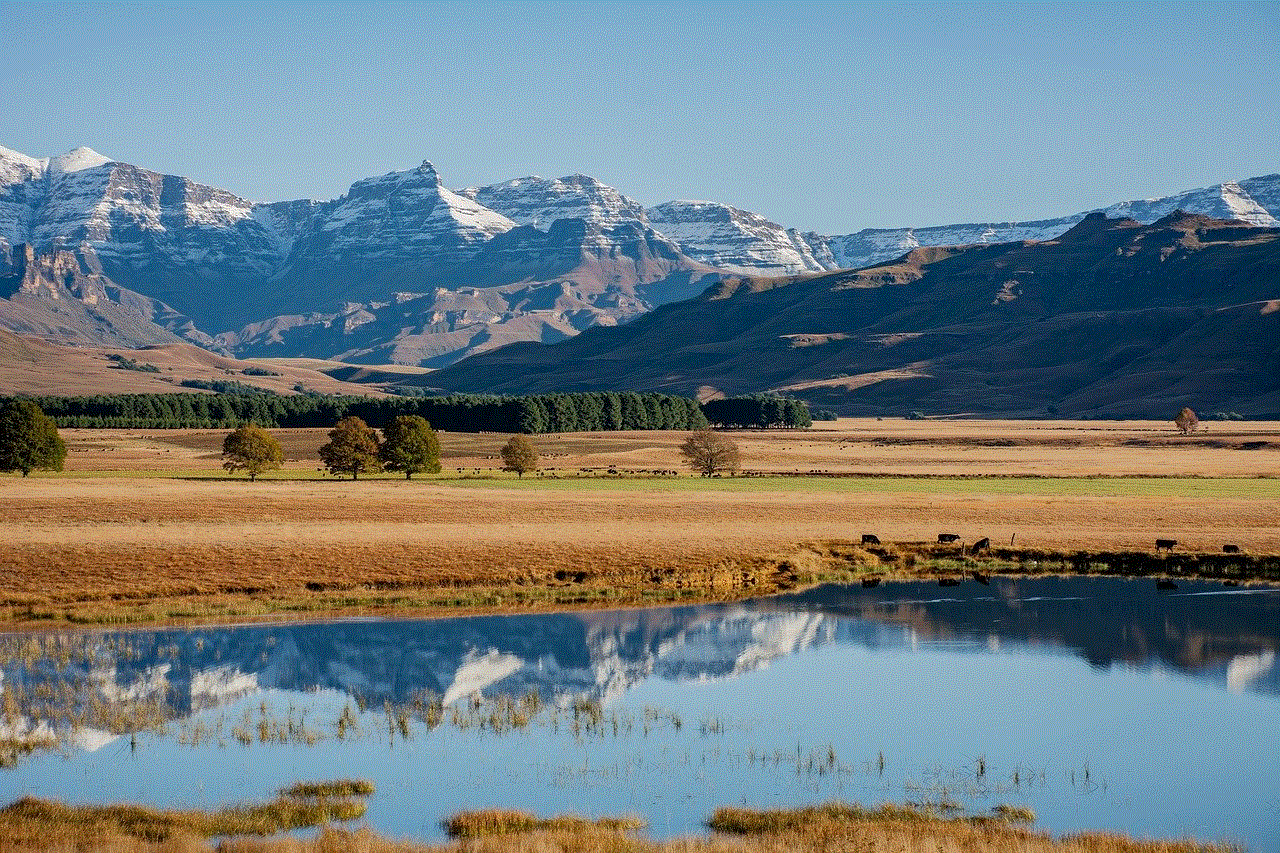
[1174,407,1199,435]
[221,423,283,481]
[0,400,66,477]
[499,435,538,478]
[679,428,741,476]
[319,416,381,480]
[380,415,441,479]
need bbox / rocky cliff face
[224,220,718,367]
[0,242,205,349]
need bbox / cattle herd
[852,532,1248,591]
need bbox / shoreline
[3,539,1276,631]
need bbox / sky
[1,1,1277,234]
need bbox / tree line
[702,395,812,429]
[4,391,811,433]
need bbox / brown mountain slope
[0,330,392,397]
[426,213,1280,418]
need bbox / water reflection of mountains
[7,577,1278,716]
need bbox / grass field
[1,419,1276,626]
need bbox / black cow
[970,537,990,555]
[861,534,881,545]
[938,533,961,543]
[1155,539,1177,551]
[861,577,881,588]
[1156,579,1178,591]
[1223,544,1241,554]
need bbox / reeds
[441,810,644,839]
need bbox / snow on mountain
[44,146,111,174]
[2,142,1277,368]
[292,161,514,268]
[1101,179,1279,227]
[811,175,1280,270]
[459,174,650,230]
[646,200,829,275]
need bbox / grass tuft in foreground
[0,779,374,849]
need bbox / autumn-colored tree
[1174,407,1199,435]
[679,428,741,476]
[318,416,381,480]
[499,435,538,478]
[221,423,283,481]
[380,415,441,479]
[0,400,66,477]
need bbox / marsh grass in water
[442,809,645,838]
[0,799,1241,853]
[0,779,374,847]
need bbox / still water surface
[1,577,1277,849]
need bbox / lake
[1,576,1277,850]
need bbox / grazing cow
[1156,579,1178,591]
[861,534,881,546]
[1155,539,1177,551]
[1223,544,1241,554]
[938,533,961,544]
[970,537,990,555]
[861,577,881,588]
[971,571,991,585]
[938,577,962,587]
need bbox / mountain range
[0,142,1274,412]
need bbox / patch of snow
[45,147,111,174]
[442,650,524,705]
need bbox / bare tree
[1174,407,1199,435]
[679,428,741,476]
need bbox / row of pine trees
[8,391,810,433]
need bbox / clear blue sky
[2,1,1276,233]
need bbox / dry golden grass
[0,800,1237,853]
[1,421,1276,626]
[0,333,400,398]
[0,780,374,851]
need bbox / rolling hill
[425,212,1280,418]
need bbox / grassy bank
[2,536,1276,628]
[0,799,1238,853]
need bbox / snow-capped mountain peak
[459,173,650,230]
[646,199,830,275]
[44,146,112,174]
